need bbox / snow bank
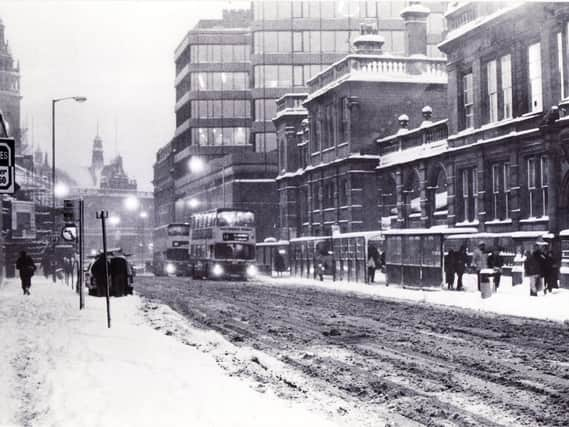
[260,273,569,323]
[0,278,336,427]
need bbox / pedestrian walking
[274,252,285,277]
[525,244,545,296]
[444,249,456,290]
[454,244,467,291]
[40,253,50,278]
[16,251,36,296]
[63,256,73,286]
[367,255,376,283]
[487,246,504,291]
[471,242,487,291]
[543,248,559,294]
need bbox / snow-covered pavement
[0,277,336,427]
[261,273,569,323]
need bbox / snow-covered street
[0,277,336,427]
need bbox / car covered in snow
[86,249,135,297]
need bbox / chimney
[352,22,385,55]
[400,2,430,56]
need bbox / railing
[379,120,449,156]
[308,55,447,93]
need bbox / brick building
[374,1,569,252]
[274,5,448,239]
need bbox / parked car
[86,249,134,297]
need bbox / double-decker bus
[152,223,190,276]
[189,208,257,280]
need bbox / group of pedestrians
[445,242,504,292]
[444,244,468,291]
[524,243,559,296]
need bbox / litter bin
[480,268,495,299]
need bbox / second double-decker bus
[152,223,190,276]
[189,208,257,280]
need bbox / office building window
[259,1,291,20]
[487,60,498,123]
[501,54,512,119]
[254,65,292,88]
[528,42,543,112]
[190,72,249,91]
[293,31,303,52]
[191,127,250,146]
[254,32,293,53]
[191,100,250,119]
[255,132,277,152]
[254,99,278,121]
[190,44,249,63]
[462,72,474,129]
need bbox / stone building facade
[374,1,569,253]
[274,5,448,239]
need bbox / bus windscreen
[166,248,189,260]
[217,211,254,227]
[168,225,189,236]
[214,243,255,260]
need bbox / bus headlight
[246,265,258,277]
[165,263,176,275]
[247,265,259,277]
[212,264,224,277]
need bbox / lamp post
[51,96,87,283]
[139,211,148,271]
[188,156,226,208]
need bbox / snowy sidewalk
[261,273,569,323]
[0,277,336,427]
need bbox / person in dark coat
[525,245,546,296]
[444,249,456,290]
[16,251,36,295]
[274,252,285,277]
[454,244,467,291]
[487,246,504,291]
[543,248,559,294]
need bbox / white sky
[0,0,249,191]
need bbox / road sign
[0,138,15,194]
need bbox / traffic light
[63,199,76,224]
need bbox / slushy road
[136,276,569,426]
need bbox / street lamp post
[188,156,226,208]
[51,96,87,283]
